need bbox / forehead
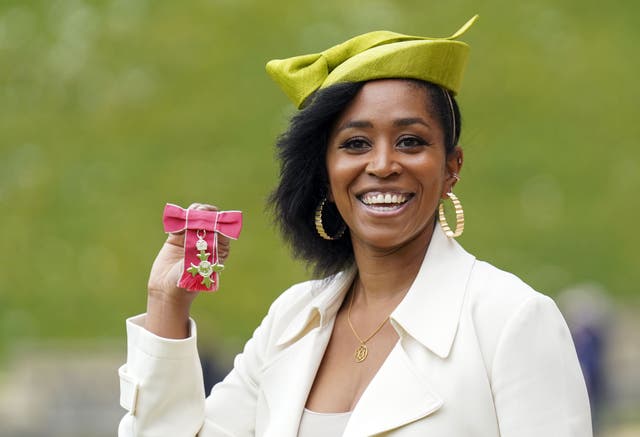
[334,79,437,125]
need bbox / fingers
[189,202,219,212]
[166,231,186,247]
[217,235,231,263]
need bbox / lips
[358,191,414,211]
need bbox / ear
[442,146,463,199]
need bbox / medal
[186,230,225,289]
[162,203,242,292]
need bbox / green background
[1,0,638,360]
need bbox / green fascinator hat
[266,15,479,109]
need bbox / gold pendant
[355,343,368,362]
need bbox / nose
[365,145,402,178]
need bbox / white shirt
[298,409,351,437]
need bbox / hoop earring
[438,192,464,238]
[315,198,346,240]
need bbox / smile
[358,191,414,211]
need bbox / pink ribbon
[163,203,243,292]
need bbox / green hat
[266,15,479,109]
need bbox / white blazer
[118,226,592,436]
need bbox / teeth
[361,193,410,205]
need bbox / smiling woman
[270,78,461,276]
[325,80,459,255]
[118,15,592,437]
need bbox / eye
[397,136,428,149]
[338,137,371,152]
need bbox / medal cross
[187,234,224,288]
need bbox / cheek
[411,158,448,198]
[325,154,337,199]
[325,155,359,196]
[410,153,446,178]
[326,171,349,203]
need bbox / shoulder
[463,259,566,367]
[457,261,591,433]
[257,278,320,332]
[267,275,333,316]
[466,258,556,320]
[268,268,352,312]
[256,271,347,342]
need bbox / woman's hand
[145,203,231,339]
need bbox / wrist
[145,289,194,339]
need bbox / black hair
[269,79,461,277]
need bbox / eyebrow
[393,117,431,128]
[336,120,373,131]
[335,117,431,132]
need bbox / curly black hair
[269,79,461,277]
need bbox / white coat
[118,226,592,436]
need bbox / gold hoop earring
[438,192,464,238]
[315,198,346,240]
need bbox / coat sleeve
[117,315,206,437]
[118,288,289,437]
[491,294,593,437]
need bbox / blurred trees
[1,0,638,358]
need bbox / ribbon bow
[266,15,478,108]
[163,203,243,292]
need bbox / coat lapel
[260,319,333,437]
[259,226,476,436]
[343,341,443,436]
[345,226,476,435]
[260,270,356,437]
[392,225,476,359]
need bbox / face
[325,80,462,252]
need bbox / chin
[353,226,430,253]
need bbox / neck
[350,223,436,308]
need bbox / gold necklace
[347,286,390,363]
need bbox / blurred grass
[1,0,639,359]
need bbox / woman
[118,16,592,436]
